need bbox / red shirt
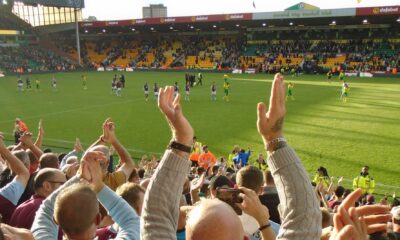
[96,226,117,240]
[10,195,45,229]
[0,195,17,224]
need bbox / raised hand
[79,151,107,192]
[74,138,83,152]
[38,119,44,135]
[101,118,117,144]
[238,187,270,225]
[158,86,193,146]
[338,177,343,185]
[330,189,390,240]
[19,132,34,146]
[190,172,206,192]
[257,73,286,145]
[0,133,5,148]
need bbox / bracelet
[168,141,192,153]
[258,223,271,231]
[266,137,287,152]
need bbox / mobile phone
[216,188,243,215]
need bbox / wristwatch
[168,141,192,153]
[266,137,287,152]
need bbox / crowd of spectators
[1,74,398,240]
[1,32,398,74]
[0,45,76,73]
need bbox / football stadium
[0,0,399,239]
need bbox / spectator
[388,207,400,239]
[31,151,140,239]
[96,182,145,240]
[198,145,216,171]
[10,168,66,229]
[0,133,30,224]
[141,75,322,239]
[236,166,280,239]
[259,170,281,224]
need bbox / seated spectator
[10,168,66,229]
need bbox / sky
[82,0,400,20]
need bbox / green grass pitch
[0,71,399,195]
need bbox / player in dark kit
[185,83,190,101]
[111,77,117,94]
[196,72,203,86]
[120,74,126,88]
[144,82,149,101]
[174,82,179,98]
[154,83,159,100]
[25,77,31,90]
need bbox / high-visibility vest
[313,175,330,190]
[353,175,375,194]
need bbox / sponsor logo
[107,21,119,25]
[226,14,244,20]
[136,19,146,24]
[193,16,208,21]
[82,22,93,26]
[373,7,399,14]
[164,18,176,22]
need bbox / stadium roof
[79,5,399,30]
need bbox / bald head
[186,199,245,240]
[89,145,110,171]
[34,168,66,197]
[39,153,59,169]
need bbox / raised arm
[19,132,43,160]
[0,133,30,186]
[84,151,140,239]
[34,119,44,148]
[31,175,80,239]
[141,87,193,240]
[60,138,84,168]
[256,73,321,240]
[101,118,136,178]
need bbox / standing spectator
[259,170,281,224]
[236,166,280,239]
[237,147,251,168]
[388,207,400,239]
[353,165,375,195]
[10,168,66,229]
[0,133,30,224]
[31,151,140,239]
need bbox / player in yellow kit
[223,75,230,102]
[286,82,295,101]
